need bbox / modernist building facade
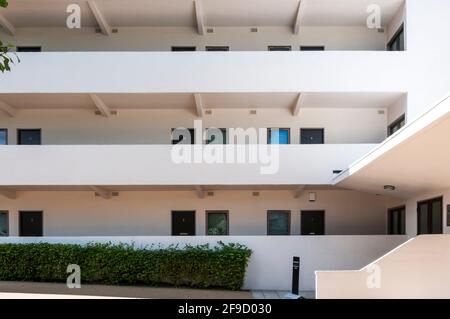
[0,0,449,294]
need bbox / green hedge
[0,242,252,290]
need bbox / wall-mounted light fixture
[383,185,396,191]
[308,192,316,202]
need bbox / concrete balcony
[0,144,376,187]
[0,51,407,94]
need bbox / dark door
[18,129,41,145]
[172,211,195,236]
[388,206,406,234]
[19,211,43,236]
[301,211,325,235]
[300,128,324,144]
[417,197,443,235]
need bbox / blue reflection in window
[0,130,7,145]
[269,129,289,144]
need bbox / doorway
[301,210,325,235]
[19,211,43,236]
[388,206,406,235]
[172,211,195,236]
[417,197,443,235]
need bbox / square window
[267,211,290,235]
[206,211,229,235]
[300,128,324,144]
[268,128,290,144]
[18,129,41,145]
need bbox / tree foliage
[0,0,18,73]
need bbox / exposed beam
[293,185,305,198]
[194,186,205,199]
[0,188,16,200]
[0,100,17,117]
[193,0,205,35]
[89,94,111,117]
[91,186,112,199]
[87,1,112,36]
[0,12,16,36]
[293,1,302,35]
[292,93,303,116]
[194,93,204,117]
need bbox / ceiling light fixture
[383,185,396,191]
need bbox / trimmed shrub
[0,242,252,290]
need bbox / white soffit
[300,92,404,109]
[0,92,403,111]
[2,0,404,28]
[335,94,450,198]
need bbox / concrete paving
[251,290,316,299]
[0,281,252,299]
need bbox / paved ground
[252,290,315,299]
[0,281,252,299]
[0,281,314,299]
[0,292,125,299]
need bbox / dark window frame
[205,210,229,236]
[417,196,443,235]
[171,46,196,51]
[268,45,292,51]
[267,128,290,144]
[205,46,229,51]
[387,24,405,51]
[388,114,406,136]
[300,128,325,144]
[300,46,325,51]
[0,211,8,237]
[387,205,406,235]
[267,210,291,235]
[0,128,8,145]
[17,129,42,145]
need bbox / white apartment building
[0,0,449,297]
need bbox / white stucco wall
[0,26,387,52]
[316,235,450,298]
[387,94,407,126]
[0,108,388,145]
[0,235,408,291]
[405,0,450,121]
[0,189,389,236]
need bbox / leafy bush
[0,242,252,290]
